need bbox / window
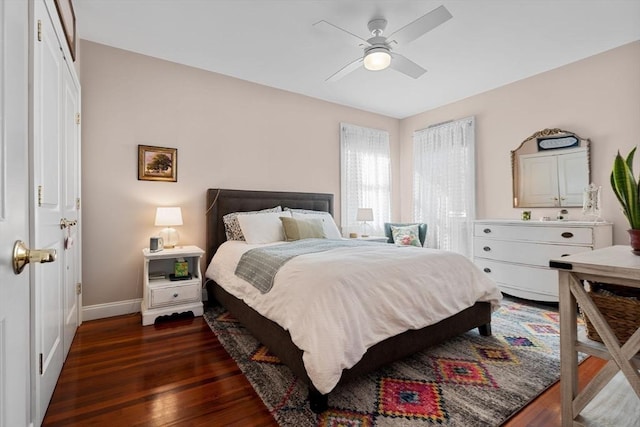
[340,123,391,237]
[413,117,475,257]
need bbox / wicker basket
[582,283,640,345]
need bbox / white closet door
[519,154,559,207]
[61,56,80,358]
[558,149,589,206]
[32,0,81,423]
[32,4,65,424]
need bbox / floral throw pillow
[223,206,282,241]
[390,224,421,247]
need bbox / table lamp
[356,208,374,237]
[155,207,183,248]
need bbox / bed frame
[205,188,492,413]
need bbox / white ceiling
[74,0,640,119]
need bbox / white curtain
[413,117,475,257]
[341,123,391,237]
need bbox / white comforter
[206,240,502,394]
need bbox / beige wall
[80,40,400,307]
[81,39,639,312]
[399,41,640,247]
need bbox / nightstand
[354,236,389,243]
[141,245,204,326]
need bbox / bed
[204,188,501,412]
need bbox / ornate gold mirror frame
[511,128,590,208]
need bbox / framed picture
[54,0,76,61]
[138,145,178,182]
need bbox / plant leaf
[625,146,637,172]
[611,149,640,229]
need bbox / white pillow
[223,206,282,241]
[290,211,342,239]
[237,211,292,244]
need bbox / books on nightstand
[169,273,193,281]
[174,258,189,277]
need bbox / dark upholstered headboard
[205,189,334,265]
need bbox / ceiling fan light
[363,48,391,71]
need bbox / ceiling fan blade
[326,57,364,82]
[390,53,427,79]
[313,20,369,47]
[388,5,452,46]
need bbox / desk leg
[559,271,578,427]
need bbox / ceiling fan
[314,5,452,82]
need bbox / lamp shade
[154,207,183,226]
[356,208,374,222]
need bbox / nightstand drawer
[354,236,388,243]
[150,282,200,308]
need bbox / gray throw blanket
[235,238,382,293]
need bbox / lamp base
[360,221,370,239]
[159,227,180,248]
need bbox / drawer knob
[561,254,570,257]
[483,246,491,252]
[561,232,574,238]
[173,293,179,298]
[483,228,492,234]
[483,267,491,273]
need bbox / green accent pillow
[384,222,427,246]
[280,217,326,241]
[390,224,421,247]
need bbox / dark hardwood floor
[43,313,275,426]
[43,311,605,426]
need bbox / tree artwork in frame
[138,145,178,182]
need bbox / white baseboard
[82,298,142,322]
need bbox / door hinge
[39,353,43,375]
[76,197,81,210]
[37,20,42,42]
[76,283,82,295]
[38,185,43,207]
[75,113,80,125]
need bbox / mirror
[512,128,590,208]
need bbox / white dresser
[473,220,612,302]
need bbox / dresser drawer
[150,282,200,308]
[474,259,559,298]
[474,223,593,245]
[474,238,592,267]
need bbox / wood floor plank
[503,356,607,427]
[43,312,604,426]
[43,314,275,427]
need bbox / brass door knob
[12,240,57,275]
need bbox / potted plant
[610,147,640,254]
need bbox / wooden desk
[550,245,640,426]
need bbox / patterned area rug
[204,297,583,426]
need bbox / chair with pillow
[384,223,428,247]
